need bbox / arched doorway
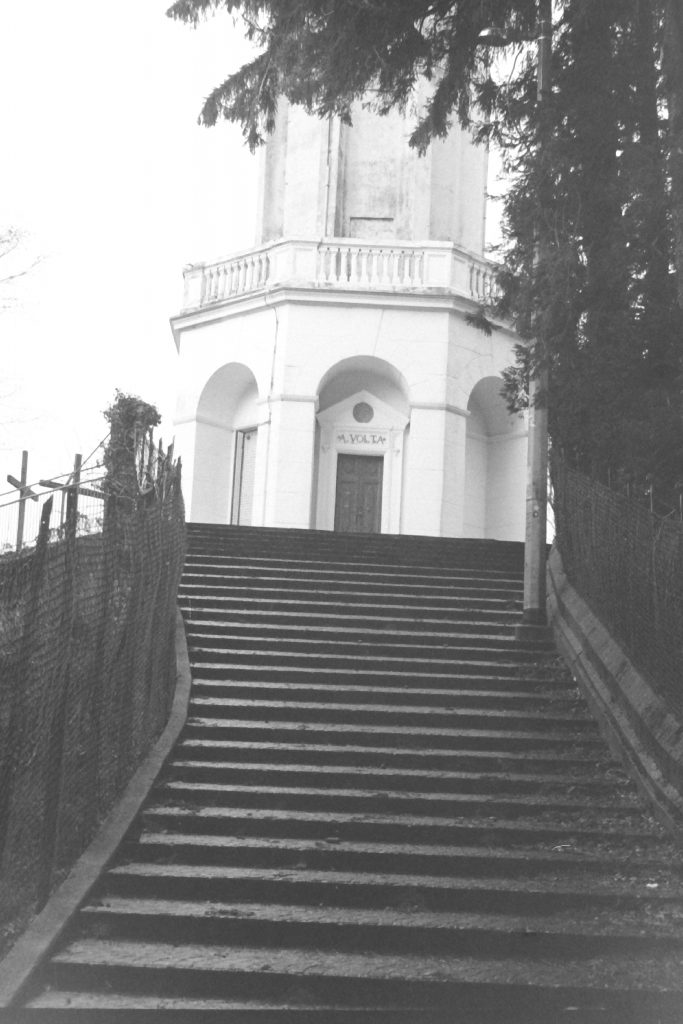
[192,363,260,524]
[463,376,526,540]
[315,357,410,533]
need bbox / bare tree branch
[0,228,42,310]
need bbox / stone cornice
[411,401,470,419]
[170,283,515,348]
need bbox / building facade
[171,91,527,540]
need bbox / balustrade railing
[182,238,499,310]
[317,243,426,288]
[469,262,498,302]
[199,249,270,304]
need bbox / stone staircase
[19,525,683,1021]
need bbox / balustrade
[199,250,270,305]
[468,262,498,302]
[317,243,425,288]
[183,238,499,310]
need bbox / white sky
[0,2,506,497]
[0,0,259,491]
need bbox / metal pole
[522,0,552,625]
[15,450,28,553]
[65,453,82,543]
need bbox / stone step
[134,830,628,879]
[187,665,577,692]
[24,989,683,1023]
[138,805,664,849]
[187,652,568,679]
[182,559,524,587]
[102,863,683,913]
[179,577,523,601]
[179,595,524,619]
[185,623,551,652]
[185,632,554,660]
[185,525,526,566]
[179,600,522,627]
[176,738,615,775]
[184,549,524,576]
[179,577,524,601]
[190,668,577,693]
[187,696,596,732]
[39,939,683,1007]
[166,758,634,797]
[183,556,526,577]
[180,577,524,598]
[184,533,525,561]
[155,779,646,820]
[74,897,683,957]
[182,546,526,571]
[182,610,522,637]
[189,678,586,710]
[182,717,604,753]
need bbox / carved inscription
[336,432,388,447]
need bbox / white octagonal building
[171,91,527,540]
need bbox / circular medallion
[353,401,374,423]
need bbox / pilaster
[403,404,469,537]
[262,396,318,528]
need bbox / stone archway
[463,376,527,541]
[314,357,410,532]
[191,362,260,524]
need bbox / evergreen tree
[167,1,540,149]
[491,1,683,498]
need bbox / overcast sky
[0,0,259,493]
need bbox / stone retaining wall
[547,545,683,832]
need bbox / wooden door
[334,454,383,533]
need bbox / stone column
[249,404,271,528]
[403,404,468,537]
[262,395,318,529]
[440,407,469,537]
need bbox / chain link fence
[0,456,108,557]
[0,465,185,952]
[552,451,683,717]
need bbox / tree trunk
[634,0,670,308]
[570,0,626,340]
[664,0,683,307]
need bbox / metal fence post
[65,454,82,544]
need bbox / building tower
[171,90,526,539]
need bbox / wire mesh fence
[552,451,683,718]
[0,472,107,556]
[0,457,185,952]
[1,437,116,551]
